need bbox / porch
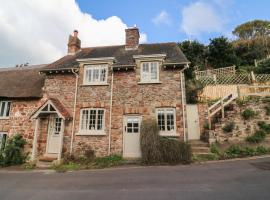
[30,98,71,163]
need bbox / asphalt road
[0,157,270,200]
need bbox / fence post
[251,71,256,83]
[221,99,225,118]
[237,85,241,98]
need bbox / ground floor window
[0,132,7,150]
[156,108,176,135]
[80,108,105,135]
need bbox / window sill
[138,81,162,85]
[81,83,109,86]
[76,131,106,136]
[0,117,9,120]
[159,132,178,137]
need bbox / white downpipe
[108,70,114,155]
[70,68,79,154]
[180,64,189,142]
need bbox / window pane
[157,111,165,131]
[89,110,96,130]
[0,102,5,117]
[93,69,100,82]
[151,62,158,80]
[6,102,11,116]
[97,110,104,130]
[167,112,174,131]
[142,63,149,81]
[100,68,106,82]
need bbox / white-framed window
[0,101,11,118]
[84,65,108,85]
[140,62,159,83]
[0,132,7,150]
[79,108,105,135]
[156,108,176,136]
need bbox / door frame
[122,115,142,158]
[46,114,62,154]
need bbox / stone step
[39,156,57,162]
[189,143,209,147]
[192,147,211,154]
[36,161,53,168]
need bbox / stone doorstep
[192,147,211,154]
[38,156,57,162]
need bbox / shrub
[224,145,243,158]
[210,143,221,156]
[0,134,27,167]
[93,155,124,169]
[222,122,235,133]
[265,105,270,116]
[256,146,269,154]
[258,121,270,134]
[185,79,204,104]
[241,108,256,120]
[140,119,192,165]
[63,147,95,165]
[159,138,192,164]
[140,119,163,164]
[246,130,266,143]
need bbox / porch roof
[31,98,71,120]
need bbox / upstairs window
[84,65,108,85]
[0,101,11,118]
[156,108,176,136]
[79,108,105,135]
[140,62,159,83]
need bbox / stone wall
[70,64,184,156]
[0,99,42,152]
[209,97,270,144]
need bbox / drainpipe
[180,64,189,142]
[108,69,114,155]
[70,68,79,154]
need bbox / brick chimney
[125,26,140,50]
[68,30,81,55]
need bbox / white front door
[46,115,62,154]
[186,104,201,140]
[123,116,141,158]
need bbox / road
[0,157,270,200]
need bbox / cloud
[152,11,172,26]
[180,1,229,38]
[0,0,147,67]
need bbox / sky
[0,0,269,67]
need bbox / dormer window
[0,101,11,119]
[140,62,159,83]
[84,65,108,85]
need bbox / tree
[233,20,270,40]
[208,36,238,68]
[179,40,207,79]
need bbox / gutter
[180,64,189,142]
[70,68,79,154]
[108,69,114,155]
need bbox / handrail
[208,93,238,129]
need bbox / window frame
[78,108,106,135]
[156,108,177,136]
[140,61,160,83]
[0,101,11,119]
[0,132,7,150]
[83,64,108,85]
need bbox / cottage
[0,27,190,162]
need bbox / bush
[246,130,266,143]
[222,122,235,133]
[93,155,124,168]
[210,143,221,156]
[257,121,270,134]
[140,119,163,164]
[224,145,270,159]
[0,134,27,167]
[185,79,204,104]
[159,138,192,164]
[63,147,95,165]
[241,108,256,120]
[265,105,270,116]
[140,119,192,165]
